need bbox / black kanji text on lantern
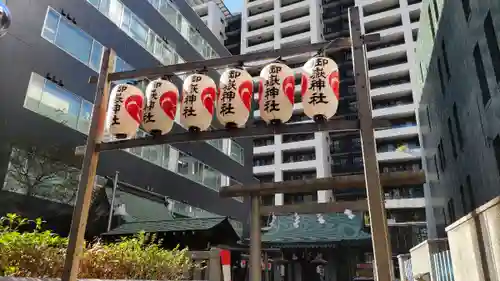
[220,70,239,116]
[308,58,329,106]
[263,65,282,113]
[183,75,200,118]
[111,85,126,125]
[144,82,161,123]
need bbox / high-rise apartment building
[0,0,254,225]
[415,0,500,237]
[241,0,428,255]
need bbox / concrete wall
[445,196,500,281]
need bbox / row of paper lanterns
[106,57,340,139]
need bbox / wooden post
[61,48,116,281]
[250,195,262,281]
[348,7,394,281]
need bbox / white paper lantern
[180,73,217,132]
[301,57,340,122]
[258,62,295,124]
[106,84,144,139]
[217,68,253,128]
[142,78,179,136]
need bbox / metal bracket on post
[61,48,116,281]
[348,6,394,281]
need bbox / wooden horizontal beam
[219,171,426,197]
[260,200,368,215]
[93,118,390,152]
[88,34,380,83]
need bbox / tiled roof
[103,217,228,236]
[261,212,371,245]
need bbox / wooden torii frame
[61,7,425,281]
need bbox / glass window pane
[39,82,81,128]
[203,165,220,189]
[55,20,93,65]
[129,15,148,46]
[161,144,170,169]
[42,9,60,42]
[121,9,131,31]
[88,0,100,8]
[143,145,162,165]
[89,41,104,71]
[24,73,45,111]
[77,100,93,133]
[108,0,123,25]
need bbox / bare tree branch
[5,144,81,205]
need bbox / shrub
[0,213,195,279]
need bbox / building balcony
[247,24,274,38]
[253,144,276,155]
[377,148,422,162]
[374,125,419,140]
[253,164,276,175]
[247,9,274,24]
[280,0,309,13]
[280,159,317,171]
[385,198,426,209]
[247,0,274,11]
[367,43,407,61]
[369,62,410,81]
[367,24,405,38]
[387,220,427,226]
[363,8,402,26]
[370,82,412,99]
[280,31,311,47]
[407,2,422,14]
[245,40,274,53]
[280,138,316,151]
[372,102,415,119]
[280,15,311,30]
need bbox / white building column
[315,132,334,202]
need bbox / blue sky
[225,0,243,13]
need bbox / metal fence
[431,250,454,281]
[403,258,413,281]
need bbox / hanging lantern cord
[161,74,172,81]
[316,38,343,57]
[273,56,286,64]
[236,61,245,69]
[197,67,209,75]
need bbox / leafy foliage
[0,214,196,279]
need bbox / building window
[452,103,464,150]
[447,199,456,223]
[41,7,103,72]
[466,175,475,211]
[447,118,458,159]
[437,59,446,95]
[484,12,500,83]
[426,107,432,131]
[433,155,440,180]
[432,0,439,20]
[493,135,500,178]
[459,185,467,214]
[428,7,435,38]
[87,0,183,66]
[438,139,446,171]
[461,0,471,22]
[441,41,451,80]
[473,44,492,106]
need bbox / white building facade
[241,0,429,242]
